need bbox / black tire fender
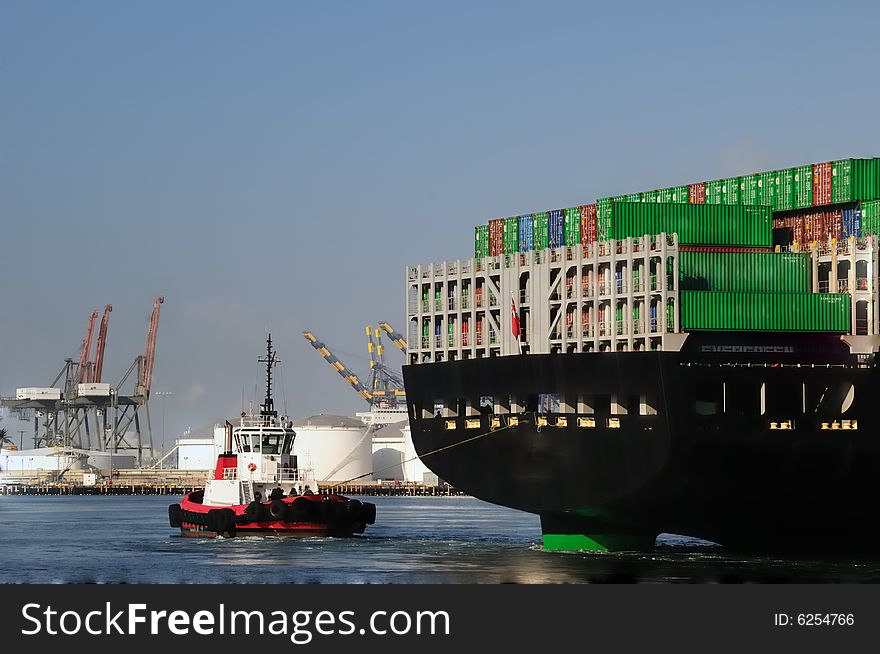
[168,504,183,528]
[268,499,287,521]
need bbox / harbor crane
[302,325,406,408]
[377,322,407,353]
[0,296,165,465]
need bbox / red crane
[93,304,113,383]
[141,295,165,394]
[78,310,99,383]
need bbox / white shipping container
[77,383,111,397]
[15,387,61,400]
[82,473,98,486]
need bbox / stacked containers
[678,251,810,293]
[721,177,740,205]
[475,225,490,259]
[563,207,581,246]
[489,218,504,256]
[705,180,723,204]
[503,216,519,254]
[596,199,613,242]
[642,190,659,203]
[518,214,534,252]
[625,193,642,203]
[548,209,565,249]
[680,292,851,332]
[832,158,880,203]
[605,203,773,247]
[580,204,597,244]
[813,161,833,207]
[533,212,550,250]
[688,182,706,204]
[793,164,813,208]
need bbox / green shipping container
[832,159,880,203]
[679,251,810,293]
[605,202,773,247]
[793,164,813,208]
[721,177,740,205]
[656,185,688,204]
[533,212,550,250]
[642,190,660,204]
[503,216,519,254]
[595,199,614,242]
[776,168,795,211]
[563,207,581,246]
[625,193,643,203]
[680,291,851,332]
[757,171,777,208]
[705,180,723,204]
[740,174,760,206]
[862,200,880,236]
[475,225,489,259]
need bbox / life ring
[247,462,257,472]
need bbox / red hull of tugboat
[170,490,376,538]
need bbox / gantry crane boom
[78,309,99,383]
[141,295,164,394]
[377,321,407,353]
[93,304,112,383]
[302,331,373,403]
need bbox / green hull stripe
[543,533,651,552]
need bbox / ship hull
[403,333,880,553]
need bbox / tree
[0,427,11,454]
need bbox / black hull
[403,332,880,553]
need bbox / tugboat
[168,334,376,537]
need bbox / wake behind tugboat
[168,334,376,538]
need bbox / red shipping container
[489,218,504,256]
[679,245,772,253]
[772,217,786,229]
[825,209,842,241]
[812,161,833,207]
[806,211,824,243]
[580,204,597,244]
[688,182,706,204]
[789,216,806,246]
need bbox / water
[1,495,878,583]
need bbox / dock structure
[0,469,461,497]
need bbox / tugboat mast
[257,333,279,422]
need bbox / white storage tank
[402,424,434,484]
[292,415,372,483]
[176,438,217,470]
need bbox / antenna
[257,333,280,420]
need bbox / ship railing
[838,280,850,293]
[407,267,419,281]
[462,333,469,346]
[421,336,430,349]
[435,335,443,348]
[488,293,498,307]
[581,284,593,297]
[270,469,311,484]
[476,295,484,308]
[566,285,575,299]
[566,328,574,338]
[616,320,625,335]
[856,277,870,291]
[616,281,626,293]
[435,299,443,311]
[855,318,869,334]
[520,290,529,304]
[422,301,429,312]
[597,284,611,296]
[818,281,830,293]
[448,334,455,347]
[461,261,472,274]
[447,297,456,310]
[476,333,483,346]
[462,297,470,310]
[650,319,658,333]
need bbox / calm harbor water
[0,495,877,583]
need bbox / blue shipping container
[548,209,565,249]
[843,205,862,239]
[518,214,533,252]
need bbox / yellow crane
[377,322,407,353]
[302,331,373,403]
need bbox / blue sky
[2,0,878,450]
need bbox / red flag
[511,296,520,339]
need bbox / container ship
[402,157,880,553]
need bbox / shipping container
[793,165,813,209]
[688,182,706,204]
[862,200,880,237]
[489,218,504,256]
[757,171,777,208]
[548,209,565,249]
[642,190,659,204]
[705,180,723,204]
[832,158,880,204]
[596,199,613,242]
[721,177,740,206]
[580,204,597,245]
[680,291,850,333]
[533,212,550,250]
[776,168,795,211]
[563,207,581,246]
[740,174,759,206]
[518,214,534,252]
[842,205,861,240]
[656,185,689,204]
[475,225,489,259]
[625,193,643,203]
[679,251,810,293]
[503,216,519,254]
[813,161,833,207]
[605,202,773,247]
